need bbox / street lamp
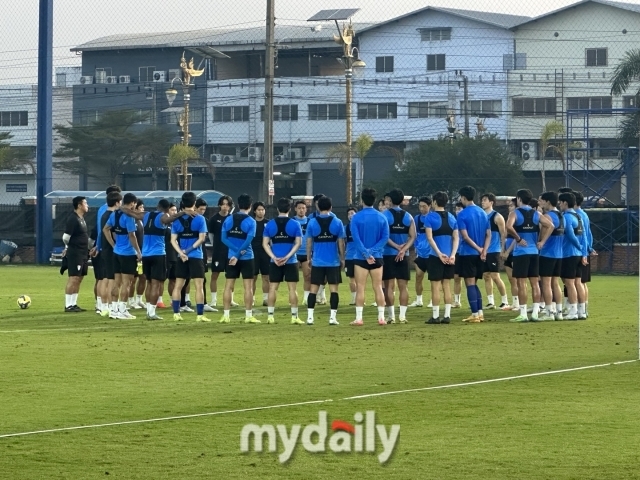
[165,52,204,190]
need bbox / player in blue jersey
[94,185,122,316]
[456,186,491,323]
[506,189,553,322]
[349,188,389,326]
[220,194,258,324]
[262,198,304,325]
[207,195,236,310]
[103,193,141,320]
[424,191,459,324]
[452,201,464,308]
[480,193,510,310]
[574,191,594,316]
[410,196,432,309]
[382,189,416,324]
[537,191,565,321]
[558,192,588,320]
[306,196,346,326]
[251,202,270,307]
[140,199,182,320]
[308,193,332,305]
[170,192,209,322]
[344,207,358,306]
[293,200,312,304]
[501,198,520,312]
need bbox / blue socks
[172,300,180,314]
[466,285,478,313]
[196,303,204,315]
[475,285,483,312]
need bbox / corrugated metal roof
[513,0,640,28]
[71,23,377,52]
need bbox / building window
[213,106,249,123]
[309,104,346,120]
[567,96,612,112]
[623,95,640,108]
[503,53,527,71]
[408,102,448,118]
[375,56,394,73]
[462,100,502,118]
[513,98,556,117]
[586,48,607,67]
[138,66,156,83]
[260,105,298,121]
[0,111,28,127]
[419,28,451,41]
[357,103,397,120]
[189,108,203,124]
[427,54,446,71]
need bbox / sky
[1,0,639,84]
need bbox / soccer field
[0,266,638,479]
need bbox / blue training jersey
[562,209,588,258]
[96,203,108,251]
[293,216,309,256]
[487,211,502,254]
[350,207,389,260]
[345,222,358,260]
[540,210,564,259]
[263,216,302,264]
[424,211,458,257]
[171,214,207,259]
[456,204,489,256]
[222,213,257,260]
[575,208,593,253]
[383,207,413,256]
[106,210,138,256]
[141,211,168,257]
[513,206,540,256]
[414,213,431,258]
[306,214,345,267]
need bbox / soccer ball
[17,295,31,309]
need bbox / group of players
[60,182,593,325]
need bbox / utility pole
[461,71,469,137]
[263,0,275,204]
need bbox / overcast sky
[1,0,638,84]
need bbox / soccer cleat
[577,315,587,320]
[72,305,85,312]
[398,317,408,324]
[555,312,564,321]
[180,305,194,313]
[378,318,387,326]
[218,315,230,324]
[267,315,275,324]
[306,319,314,325]
[538,313,555,321]
[565,314,578,320]
[527,306,533,314]
[452,302,462,308]
[426,317,441,324]
[329,318,339,326]
[317,298,327,305]
[230,300,240,307]
[386,318,396,324]
[173,313,184,321]
[408,300,423,307]
[348,300,356,306]
[147,314,163,321]
[109,311,122,319]
[130,302,143,310]
[185,300,192,308]
[100,309,110,317]
[65,306,79,313]
[499,303,511,310]
[203,304,217,312]
[370,302,377,307]
[509,315,529,323]
[466,316,482,323]
[95,308,101,315]
[245,316,261,324]
[485,303,495,310]
[120,311,136,319]
[478,314,485,322]
[530,315,539,322]
[156,301,166,309]
[291,316,304,325]
[462,314,475,322]
[196,315,211,322]
[351,319,364,326]
[441,317,451,324]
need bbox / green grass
[0,266,638,479]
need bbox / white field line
[0,358,636,439]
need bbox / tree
[167,144,199,190]
[0,132,35,173]
[380,135,524,199]
[137,126,174,190]
[539,120,565,192]
[326,133,375,203]
[54,110,170,184]
[611,49,640,146]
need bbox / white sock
[119,301,127,313]
[245,309,252,318]
[532,303,540,317]
[351,292,356,303]
[149,304,156,316]
[356,306,363,320]
[318,285,325,299]
[555,302,563,314]
[110,302,117,312]
[501,295,508,305]
[185,294,191,303]
[578,303,586,316]
[157,296,163,305]
[71,293,78,306]
[268,307,274,315]
[224,309,230,317]
[454,294,461,304]
[416,295,423,303]
[65,294,73,308]
[263,293,268,302]
[444,304,451,318]
[540,302,546,308]
[330,309,337,320]
[96,297,103,310]
[570,303,578,315]
[291,307,298,316]
[128,297,134,306]
[377,307,385,319]
[210,292,217,306]
[512,296,520,308]
[432,306,440,319]
[487,294,494,305]
[146,303,152,315]
[303,291,309,302]
[135,294,143,303]
[478,309,484,317]
[386,306,395,320]
[520,305,527,318]
[563,297,569,310]
[307,308,314,321]
[399,306,407,319]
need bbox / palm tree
[539,120,565,192]
[611,49,640,147]
[326,133,374,203]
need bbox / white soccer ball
[17,295,31,309]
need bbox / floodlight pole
[263,0,275,204]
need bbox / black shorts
[92,253,104,280]
[512,254,539,279]
[114,254,137,275]
[175,257,206,279]
[504,254,513,269]
[539,256,562,278]
[458,255,484,280]
[311,266,342,285]
[483,252,500,273]
[581,260,591,283]
[353,258,384,271]
[296,254,308,264]
[561,256,583,280]
[67,248,88,277]
[454,253,463,276]
[101,249,115,280]
[225,259,254,280]
[167,261,176,280]
[427,256,455,281]
[414,256,428,273]
[210,255,228,273]
[345,260,355,278]
[382,255,410,281]
[269,262,299,283]
[253,249,270,276]
[143,255,167,282]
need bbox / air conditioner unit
[152,71,166,82]
[222,155,235,162]
[210,154,222,163]
[119,75,131,84]
[95,71,107,84]
[106,76,118,84]
[288,148,303,160]
[168,69,181,81]
[248,147,261,162]
[79,76,93,85]
[274,154,285,162]
[521,142,537,161]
